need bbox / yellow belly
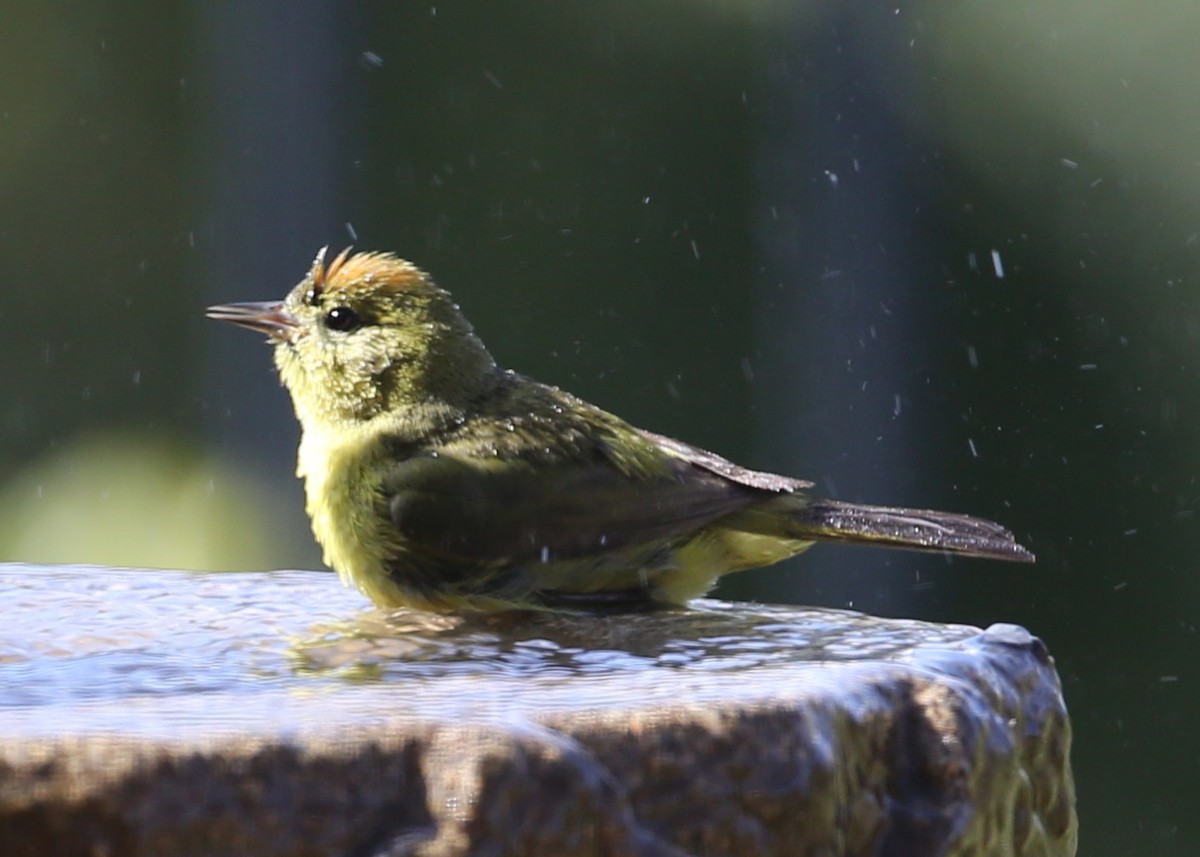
[650,529,814,605]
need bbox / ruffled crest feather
[306,246,428,301]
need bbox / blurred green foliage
[0,432,281,570]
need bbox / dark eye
[323,306,360,332]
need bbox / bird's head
[208,247,496,430]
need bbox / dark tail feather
[795,499,1035,563]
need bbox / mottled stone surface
[0,564,1076,856]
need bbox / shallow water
[0,563,989,739]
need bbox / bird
[207,247,1034,612]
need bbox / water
[0,563,993,740]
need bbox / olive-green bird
[208,247,1033,612]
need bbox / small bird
[208,247,1033,612]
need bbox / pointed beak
[206,301,298,340]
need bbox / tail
[792,499,1035,563]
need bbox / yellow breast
[297,424,401,605]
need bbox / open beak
[206,301,298,340]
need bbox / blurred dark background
[1,2,1196,853]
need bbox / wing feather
[382,450,755,568]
